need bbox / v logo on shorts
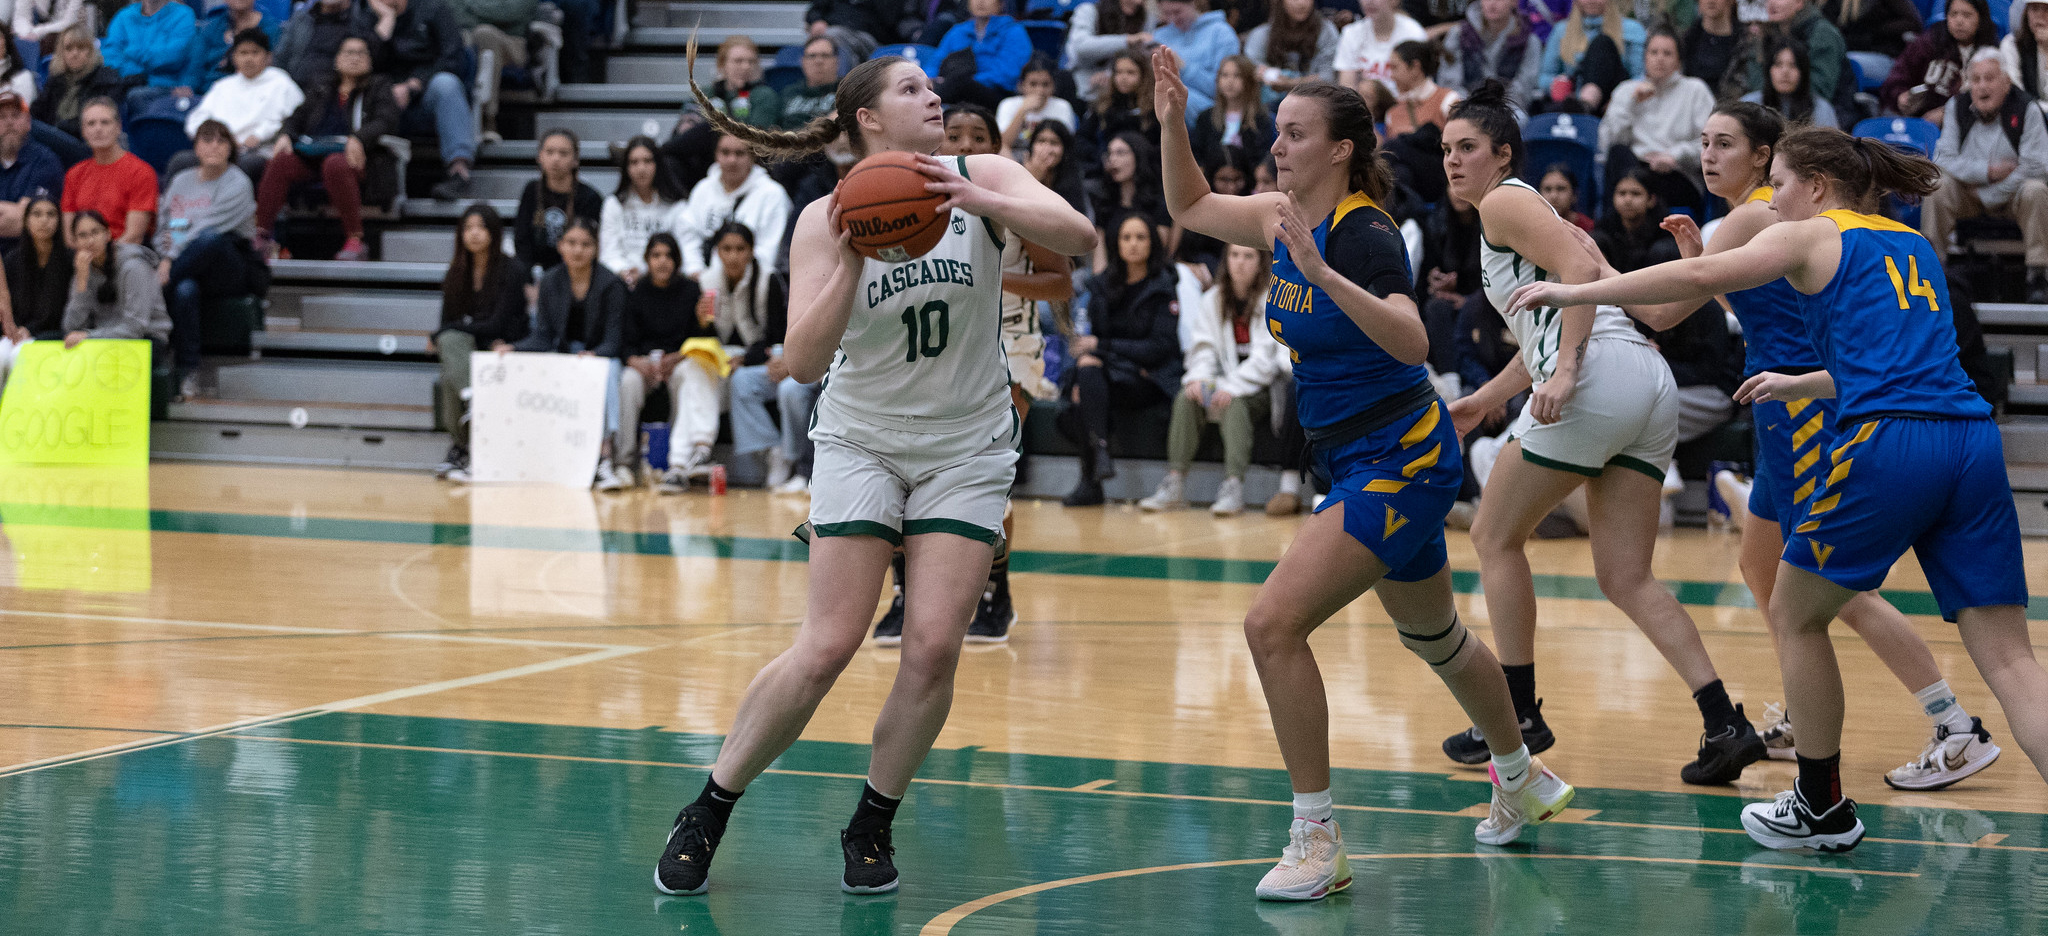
[1810,540,1836,570]
[1383,506,1409,540]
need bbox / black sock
[695,776,743,824]
[1502,663,1537,717]
[890,551,907,594]
[1693,679,1741,733]
[849,782,902,831]
[1795,752,1842,809]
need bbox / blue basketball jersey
[1796,210,1991,425]
[1267,191,1431,429]
[1724,188,1823,376]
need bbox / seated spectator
[1384,41,1462,137]
[1140,242,1291,516]
[1246,0,1341,107]
[61,209,172,355]
[1925,50,2048,302]
[778,37,842,131]
[0,92,63,256]
[1066,0,1158,105]
[1086,131,1174,271]
[1023,119,1092,215]
[257,35,399,261]
[1439,0,1541,105]
[548,0,598,84]
[102,0,198,108]
[1601,30,1712,212]
[177,29,303,182]
[1336,0,1428,92]
[0,197,69,388]
[1060,212,1183,506]
[1416,192,1483,383]
[600,136,686,285]
[617,232,712,489]
[1592,167,1680,271]
[1741,0,1847,104]
[701,221,813,493]
[156,120,258,398]
[1078,49,1161,154]
[507,216,630,490]
[1742,36,1839,125]
[274,0,356,90]
[14,0,86,47]
[1538,162,1596,229]
[1155,0,1242,116]
[514,128,604,274]
[1882,0,1992,124]
[2002,0,2048,98]
[930,0,1032,109]
[61,99,156,245]
[36,26,126,162]
[997,58,1078,159]
[1823,0,1920,76]
[663,36,781,191]
[181,0,282,95]
[1538,0,1646,113]
[1683,0,1741,87]
[1253,151,1278,191]
[805,0,914,60]
[450,0,535,144]
[1192,55,1276,166]
[943,103,1000,159]
[431,203,530,482]
[360,0,478,201]
[677,132,791,279]
[0,33,32,107]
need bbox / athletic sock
[1913,679,1973,733]
[1502,663,1537,718]
[1278,470,1301,495]
[1795,752,1843,810]
[695,776,743,824]
[849,781,902,831]
[1292,788,1334,824]
[1693,679,1741,733]
[890,551,907,593]
[1491,745,1533,793]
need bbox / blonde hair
[1559,0,1627,70]
[54,25,100,77]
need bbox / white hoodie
[185,65,305,144]
[599,190,689,278]
[1182,285,1290,400]
[677,164,792,279]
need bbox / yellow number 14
[1885,254,1941,312]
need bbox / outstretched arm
[1622,204,1775,330]
[1506,220,1819,316]
[1154,45,1286,248]
[917,153,1097,257]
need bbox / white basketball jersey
[1480,177,1647,383]
[818,155,1010,427]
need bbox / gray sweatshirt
[64,243,171,343]
[1936,95,2048,209]
[154,166,257,260]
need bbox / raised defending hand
[1151,46,1187,128]
[1660,214,1703,259]
[1272,196,1331,285]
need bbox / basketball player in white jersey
[653,52,1095,896]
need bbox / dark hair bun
[1463,78,1512,111]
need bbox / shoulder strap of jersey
[956,153,1005,250]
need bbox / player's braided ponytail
[686,30,903,161]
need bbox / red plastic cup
[710,464,727,496]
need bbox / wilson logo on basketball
[848,213,922,238]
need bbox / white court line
[0,607,635,650]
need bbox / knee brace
[1398,614,1479,675]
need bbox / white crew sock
[1914,679,1972,732]
[1491,745,1533,793]
[1292,788,1334,823]
[1278,470,1301,495]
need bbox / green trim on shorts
[902,518,1002,545]
[1519,448,1603,478]
[800,520,904,545]
[1607,454,1665,481]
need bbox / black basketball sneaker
[965,575,1014,644]
[1442,700,1556,765]
[1741,790,1865,852]
[840,822,899,894]
[873,589,905,645]
[654,803,726,895]
[1680,706,1767,785]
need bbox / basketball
[836,151,949,263]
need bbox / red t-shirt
[62,152,159,241]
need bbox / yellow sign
[0,464,152,592]
[0,339,152,466]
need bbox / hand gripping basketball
[836,151,952,262]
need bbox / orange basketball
[836,151,949,263]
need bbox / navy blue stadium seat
[1523,112,1602,215]
[123,98,194,176]
[1022,20,1068,66]
[764,64,804,92]
[1854,116,1940,228]
[773,44,804,69]
[873,44,941,69]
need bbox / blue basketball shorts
[1748,396,1839,526]
[1312,399,1464,582]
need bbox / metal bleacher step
[152,420,448,470]
[400,198,519,220]
[607,54,718,85]
[379,228,459,264]
[2001,416,2048,464]
[554,83,694,106]
[627,25,809,50]
[466,166,622,200]
[252,328,434,357]
[167,397,436,431]
[270,258,446,286]
[631,1,808,28]
[530,109,678,145]
[209,358,438,408]
[1976,303,2048,329]
[266,288,442,330]
[479,139,616,164]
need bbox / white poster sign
[468,351,611,486]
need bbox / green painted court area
[3,712,2045,935]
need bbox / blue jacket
[1538,15,1646,90]
[1155,10,1240,116]
[104,1,199,88]
[181,9,285,93]
[929,14,1032,92]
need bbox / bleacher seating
[1523,113,1602,215]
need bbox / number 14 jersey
[820,155,1011,428]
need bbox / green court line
[1,503,2041,619]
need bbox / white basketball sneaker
[1758,702,1797,762]
[1475,758,1575,845]
[1884,717,2002,791]
[1254,818,1352,901]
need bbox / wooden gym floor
[3,463,2046,934]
